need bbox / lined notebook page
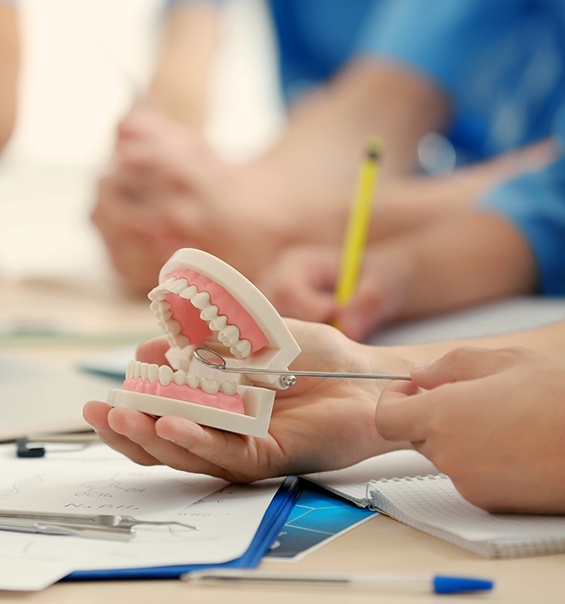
[304,451,439,505]
[371,475,565,557]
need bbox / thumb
[410,346,525,390]
[337,244,413,341]
[136,336,171,366]
[338,272,389,341]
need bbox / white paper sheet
[0,443,281,590]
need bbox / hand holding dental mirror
[193,348,411,387]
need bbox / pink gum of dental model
[121,376,245,414]
[161,269,269,354]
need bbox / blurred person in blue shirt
[93,0,559,300]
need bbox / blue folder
[63,476,299,581]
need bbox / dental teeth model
[107,249,301,438]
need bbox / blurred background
[0,0,281,290]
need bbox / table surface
[1,278,565,603]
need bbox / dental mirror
[193,348,411,387]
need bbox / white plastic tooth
[167,320,182,336]
[175,335,190,349]
[162,277,176,288]
[220,325,240,346]
[159,365,173,386]
[148,287,168,302]
[140,363,149,381]
[200,378,219,395]
[230,339,252,359]
[165,335,176,347]
[191,292,210,310]
[241,339,252,357]
[179,285,198,300]
[172,370,186,386]
[126,360,134,380]
[160,310,173,322]
[148,364,159,384]
[152,300,172,316]
[209,315,227,331]
[166,279,188,294]
[134,361,142,379]
[186,374,200,389]
[200,304,218,322]
[218,333,229,346]
[219,381,238,396]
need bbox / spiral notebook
[305,451,565,558]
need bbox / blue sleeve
[354,0,565,158]
[480,107,565,296]
[355,0,521,96]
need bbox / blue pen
[183,570,494,594]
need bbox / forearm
[261,60,447,177]
[431,321,565,359]
[240,59,449,245]
[395,212,537,321]
[367,138,558,242]
[0,3,19,152]
[147,2,221,128]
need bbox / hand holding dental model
[100,248,408,441]
[84,248,412,480]
[84,319,409,482]
[83,249,565,512]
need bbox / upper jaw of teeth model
[107,248,301,438]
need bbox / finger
[339,276,387,341]
[117,107,164,143]
[340,245,413,341]
[410,346,532,390]
[275,281,336,323]
[135,337,171,365]
[375,380,428,443]
[108,409,247,481]
[155,416,271,482]
[83,401,160,466]
[260,249,338,322]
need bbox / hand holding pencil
[261,138,407,341]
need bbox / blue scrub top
[481,107,565,296]
[170,0,565,295]
[264,0,565,296]
[171,0,565,161]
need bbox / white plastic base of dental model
[107,385,276,439]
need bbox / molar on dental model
[108,249,301,438]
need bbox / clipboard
[64,477,299,581]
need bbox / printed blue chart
[266,481,376,560]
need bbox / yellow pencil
[334,138,383,315]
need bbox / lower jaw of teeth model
[107,248,301,438]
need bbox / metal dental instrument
[0,510,198,541]
[193,348,412,387]
[0,518,134,541]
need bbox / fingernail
[411,362,432,373]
